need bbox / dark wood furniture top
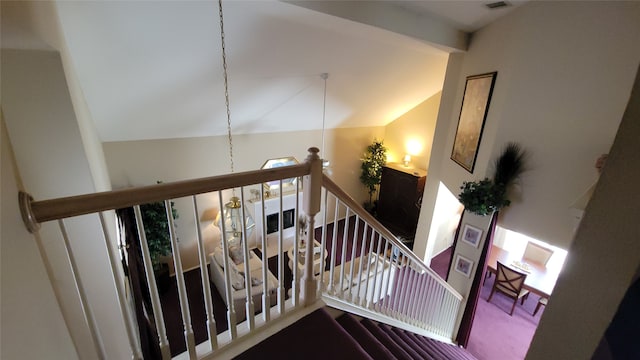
[487,245,560,298]
[376,164,427,244]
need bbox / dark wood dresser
[376,163,427,246]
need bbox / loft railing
[19,147,463,359]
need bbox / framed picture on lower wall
[454,254,474,278]
[461,224,483,248]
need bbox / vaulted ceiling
[47,1,524,142]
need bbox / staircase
[235,308,477,360]
[18,148,464,359]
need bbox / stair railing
[18,145,461,358]
[318,174,463,343]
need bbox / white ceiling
[51,0,524,142]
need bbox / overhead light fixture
[216,196,255,241]
[215,0,253,243]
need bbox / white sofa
[208,246,278,322]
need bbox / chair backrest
[495,261,527,297]
[523,242,554,266]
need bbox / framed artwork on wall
[461,224,483,248]
[454,254,474,278]
[451,72,498,173]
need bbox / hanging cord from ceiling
[218,0,234,174]
[321,72,330,169]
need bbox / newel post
[301,147,322,306]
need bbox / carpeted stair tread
[413,332,478,360]
[405,331,455,360]
[336,313,398,360]
[360,318,414,360]
[377,323,424,359]
[401,331,444,359]
[235,308,372,360]
[389,326,435,359]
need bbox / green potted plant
[360,139,387,214]
[140,200,178,293]
[458,142,527,216]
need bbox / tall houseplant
[140,200,178,293]
[360,139,387,213]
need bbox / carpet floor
[430,247,544,360]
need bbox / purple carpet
[430,247,544,360]
[235,308,372,360]
[234,307,477,360]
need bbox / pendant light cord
[219,0,234,174]
[321,73,328,160]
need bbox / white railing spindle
[165,200,196,359]
[191,197,218,351]
[217,192,237,340]
[58,220,106,360]
[133,206,171,360]
[238,189,255,330]
[98,213,143,359]
[258,189,271,323]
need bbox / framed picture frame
[454,254,474,278]
[461,224,483,248]
[451,72,498,173]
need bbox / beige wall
[416,2,640,264]
[384,92,441,170]
[1,115,78,360]
[529,63,640,360]
[2,2,128,358]
[1,48,130,359]
[103,126,384,270]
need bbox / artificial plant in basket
[458,142,527,216]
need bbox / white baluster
[238,189,255,330]
[217,192,237,339]
[98,213,143,359]
[58,220,106,360]
[165,200,196,359]
[258,189,271,322]
[277,183,285,314]
[191,197,217,351]
[133,206,171,359]
[361,227,376,307]
[327,197,340,295]
[368,233,384,310]
[354,218,368,304]
[317,188,329,294]
[337,209,350,299]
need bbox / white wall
[384,92,441,169]
[528,62,640,360]
[1,49,130,359]
[1,115,78,359]
[103,126,384,270]
[416,2,640,264]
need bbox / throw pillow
[228,245,244,265]
[213,248,245,290]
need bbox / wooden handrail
[20,163,310,231]
[321,174,463,300]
